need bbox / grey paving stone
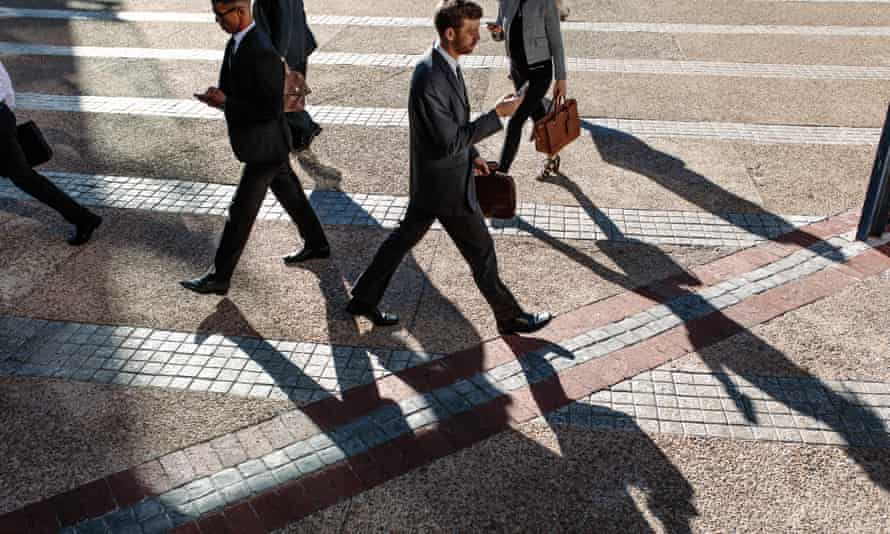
[245,471,279,495]
[133,499,165,522]
[296,454,325,475]
[210,468,242,490]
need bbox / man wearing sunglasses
[181,0,329,295]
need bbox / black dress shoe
[346,300,399,326]
[497,311,553,335]
[179,276,230,296]
[283,245,330,264]
[68,214,102,246]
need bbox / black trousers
[498,61,554,173]
[351,206,523,324]
[211,160,328,281]
[0,103,92,226]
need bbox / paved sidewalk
[3,0,890,531]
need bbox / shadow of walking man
[518,166,889,491]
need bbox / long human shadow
[518,170,889,490]
[509,336,697,533]
[584,121,800,238]
[291,153,698,527]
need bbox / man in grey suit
[253,0,322,151]
[180,0,329,295]
[347,0,551,335]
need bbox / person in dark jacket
[346,0,552,335]
[180,0,329,296]
[253,0,322,150]
[0,60,102,245]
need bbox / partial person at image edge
[0,60,102,246]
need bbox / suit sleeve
[253,0,291,58]
[545,0,567,81]
[414,85,502,159]
[224,51,284,123]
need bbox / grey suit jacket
[219,27,292,163]
[408,50,503,216]
[496,0,567,80]
[253,0,317,72]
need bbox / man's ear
[443,27,455,43]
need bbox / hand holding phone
[487,22,504,41]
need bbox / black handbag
[15,120,53,167]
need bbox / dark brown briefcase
[283,64,311,113]
[15,120,53,167]
[475,162,517,219]
[534,96,580,156]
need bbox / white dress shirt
[434,43,460,78]
[0,60,15,109]
[231,21,256,55]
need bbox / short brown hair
[434,0,483,36]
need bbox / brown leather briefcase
[475,162,516,219]
[534,96,580,156]
[284,64,311,113]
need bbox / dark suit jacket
[408,49,503,216]
[219,26,291,163]
[253,0,317,73]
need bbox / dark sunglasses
[213,6,240,21]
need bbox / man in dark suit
[253,0,322,151]
[0,60,102,246]
[180,0,329,295]
[347,0,551,335]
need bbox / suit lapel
[432,49,468,113]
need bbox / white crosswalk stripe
[5,43,890,81]
[14,92,881,145]
[3,7,890,36]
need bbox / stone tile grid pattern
[0,171,823,248]
[63,231,890,531]
[0,318,443,403]
[6,43,890,81]
[4,8,890,35]
[14,93,881,145]
[2,226,881,403]
[548,370,890,447]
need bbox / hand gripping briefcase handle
[15,120,53,167]
[475,161,517,219]
[283,62,311,113]
[534,96,580,156]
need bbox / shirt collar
[434,42,460,76]
[232,21,256,54]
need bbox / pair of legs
[350,206,524,327]
[207,160,328,284]
[0,103,101,244]
[497,61,554,174]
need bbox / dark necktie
[456,65,467,102]
[225,37,235,70]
